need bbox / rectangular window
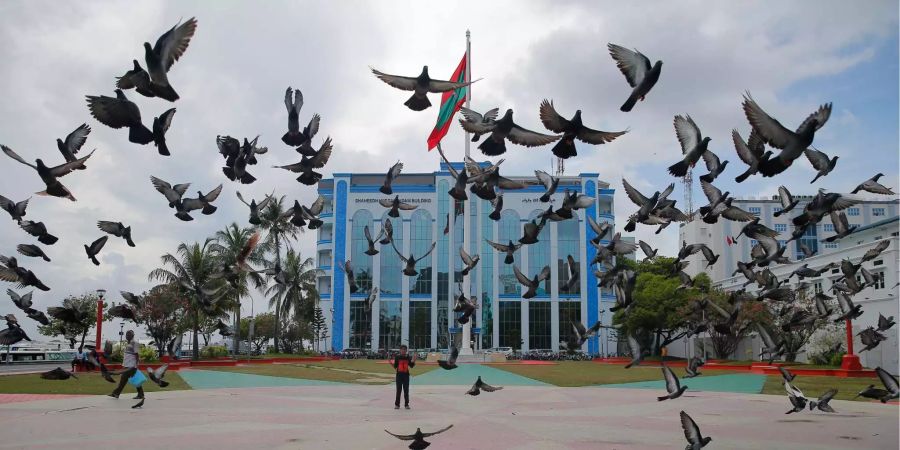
[773,206,782,214]
[558,301,582,349]
[408,301,432,350]
[349,300,370,349]
[813,282,823,294]
[873,208,885,217]
[874,259,883,266]
[874,272,885,290]
[558,220,581,295]
[528,301,551,350]
[749,207,761,214]
[823,224,834,232]
[778,240,787,248]
[825,242,838,249]
[774,224,787,232]
[379,301,402,350]
[499,301,522,349]
[847,208,860,216]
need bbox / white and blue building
[314,162,617,354]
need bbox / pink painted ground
[0,385,896,449]
[0,393,88,405]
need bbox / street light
[95,289,106,355]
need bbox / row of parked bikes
[323,349,620,361]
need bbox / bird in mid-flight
[371,65,474,111]
[608,43,662,112]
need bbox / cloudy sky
[0,1,897,340]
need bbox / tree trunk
[192,309,200,360]
[232,301,240,356]
[273,234,282,353]
[80,329,88,352]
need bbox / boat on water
[1,341,80,364]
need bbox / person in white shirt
[108,330,144,399]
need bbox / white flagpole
[460,29,473,355]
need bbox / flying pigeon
[742,92,832,176]
[874,367,899,403]
[773,186,799,218]
[16,244,50,262]
[560,255,580,293]
[364,225,385,256]
[141,17,198,101]
[384,425,453,450]
[436,144,469,201]
[282,87,320,148]
[486,239,522,265]
[488,194,503,221]
[679,411,712,449]
[236,191,274,226]
[116,60,155,98]
[668,115,710,177]
[84,236,108,266]
[624,333,646,368]
[0,256,50,291]
[86,90,153,144]
[2,145,95,201]
[858,327,887,352]
[458,107,499,142]
[0,194,29,223]
[778,366,796,383]
[784,380,808,414]
[851,173,895,195]
[732,129,772,183]
[519,217,547,245]
[638,240,657,261]
[534,170,560,202]
[808,389,837,413]
[379,195,418,218]
[804,148,837,183]
[364,287,378,312]
[513,265,550,299]
[861,240,890,263]
[466,376,502,396]
[537,99,627,158]
[438,346,459,370]
[371,65,475,111]
[684,356,704,378]
[607,43,662,112]
[151,108,176,156]
[459,247,480,276]
[832,290,863,323]
[273,137,333,186]
[0,314,31,345]
[698,149,728,183]
[147,364,170,387]
[876,313,895,332]
[460,109,560,156]
[97,221,136,247]
[392,241,436,276]
[822,211,856,242]
[380,161,404,195]
[658,365,688,401]
[55,123,91,169]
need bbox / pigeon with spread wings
[236,191,274,226]
[2,145,95,201]
[86,90,153,144]
[371,65,474,111]
[460,109,560,156]
[384,425,453,450]
[607,44,662,112]
[55,124,91,168]
[538,99,627,158]
[668,114,710,178]
[379,195,418,218]
[458,106,499,142]
[732,128,772,183]
[141,17,198,101]
[392,240,436,277]
[97,221,135,247]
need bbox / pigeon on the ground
[537,99,627,158]
[380,161,404,195]
[513,265,550,299]
[855,384,891,401]
[658,365,688,401]
[2,145,95,201]
[84,237,108,266]
[668,115,710,177]
[141,17,198,101]
[742,93,832,177]
[808,389,837,413]
[460,109,559,156]
[851,173,895,195]
[684,356,704,378]
[384,425,453,450]
[732,129,771,183]
[16,244,50,262]
[40,367,77,380]
[459,247,480,276]
[679,411,712,449]
[466,376,502,396]
[458,107,499,142]
[0,195,29,223]
[438,346,459,370]
[379,195,418,218]
[97,221,136,247]
[235,191,274,226]
[393,241,436,277]
[86,90,153,144]
[372,64,475,111]
[486,239,522,265]
[804,148,837,183]
[607,44,662,112]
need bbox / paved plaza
[0,366,897,449]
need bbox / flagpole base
[840,354,862,371]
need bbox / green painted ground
[0,371,191,394]
[413,364,549,386]
[179,369,340,389]
[598,373,767,394]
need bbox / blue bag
[128,369,147,387]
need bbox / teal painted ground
[179,369,341,389]
[413,364,549,386]
[597,373,766,394]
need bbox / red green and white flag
[427,53,468,150]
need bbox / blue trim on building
[318,265,332,271]
[559,294,581,299]
[381,293,402,299]
[502,185,582,194]
[579,173,600,177]
[318,189,334,196]
[584,180,599,354]
[599,188,615,196]
[350,185,435,193]
[350,293,368,298]
[499,294,521,299]
[320,213,333,219]
[320,293,331,299]
[331,180,348,351]
[317,239,332,245]
[410,294,431,299]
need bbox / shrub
[806,324,844,366]
[106,341,158,363]
[201,345,229,358]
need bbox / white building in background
[679,195,899,282]
[670,216,900,373]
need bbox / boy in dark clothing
[392,345,416,409]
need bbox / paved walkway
[0,384,896,449]
[598,373,768,394]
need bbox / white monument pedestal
[459,321,474,355]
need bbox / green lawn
[494,361,665,387]
[0,371,191,395]
[206,359,437,384]
[761,375,881,402]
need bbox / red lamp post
[840,318,862,371]
[95,289,106,356]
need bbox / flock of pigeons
[0,16,897,449]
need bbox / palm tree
[215,223,268,355]
[256,196,302,352]
[265,249,320,351]
[149,238,225,360]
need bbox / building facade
[314,162,617,354]
[671,216,900,373]
[679,195,899,281]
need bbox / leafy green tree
[264,248,319,351]
[138,283,191,357]
[39,293,101,350]
[149,238,226,360]
[214,223,268,354]
[240,313,276,353]
[759,288,828,362]
[312,307,327,352]
[256,196,302,352]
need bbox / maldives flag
[427,53,468,150]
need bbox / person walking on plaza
[392,344,416,409]
[108,330,144,400]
